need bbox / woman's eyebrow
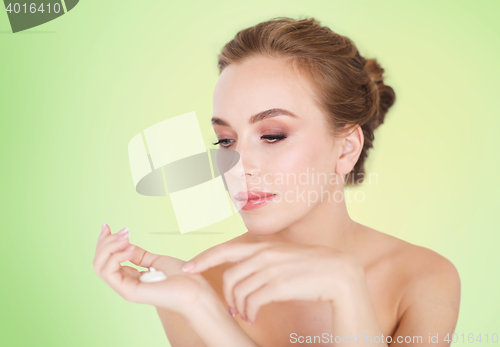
[211,117,230,127]
[211,108,299,127]
[249,108,299,124]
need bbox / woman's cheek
[281,141,333,203]
[273,140,322,178]
[269,150,311,202]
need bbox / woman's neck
[250,186,359,253]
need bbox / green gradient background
[1,0,499,346]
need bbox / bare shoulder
[396,240,462,317]
[368,229,461,340]
[384,231,461,294]
[358,225,460,277]
[360,226,461,320]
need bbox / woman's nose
[233,143,260,179]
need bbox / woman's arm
[156,308,207,347]
[388,256,461,346]
[156,292,257,347]
[183,291,257,347]
[181,241,461,347]
[327,261,388,346]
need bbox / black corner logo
[4,0,79,33]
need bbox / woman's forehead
[213,57,319,124]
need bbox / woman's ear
[335,125,364,175]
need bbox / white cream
[139,267,167,283]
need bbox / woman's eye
[261,134,287,143]
[212,139,234,147]
[212,134,287,147]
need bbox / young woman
[93,17,461,347]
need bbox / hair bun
[364,58,396,129]
[365,58,384,84]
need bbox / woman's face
[212,55,343,235]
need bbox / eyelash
[212,134,287,148]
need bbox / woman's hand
[181,241,364,324]
[93,223,220,318]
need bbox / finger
[101,245,138,298]
[245,276,292,324]
[97,222,112,246]
[231,264,288,320]
[127,245,185,274]
[182,242,274,274]
[222,248,294,310]
[93,231,131,274]
[222,251,273,310]
[95,226,129,255]
[121,265,142,280]
[111,267,145,304]
[101,245,135,277]
[127,245,160,268]
[94,228,130,273]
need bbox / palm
[117,246,218,314]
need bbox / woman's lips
[235,190,276,211]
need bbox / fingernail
[125,245,135,251]
[229,307,237,317]
[246,314,256,324]
[118,230,130,239]
[181,262,195,272]
[101,223,107,233]
[117,227,129,235]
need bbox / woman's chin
[242,218,284,236]
[239,204,304,236]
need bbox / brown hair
[217,16,396,185]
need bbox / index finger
[95,223,112,252]
[181,242,273,274]
[128,245,160,268]
[128,245,185,274]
